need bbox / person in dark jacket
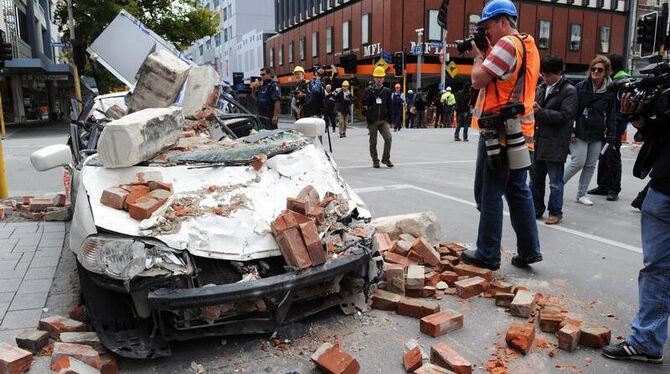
[334,80,353,137]
[530,56,578,224]
[363,66,393,168]
[413,90,426,128]
[323,84,338,133]
[301,67,325,118]
[406,90,415,128]
[564,55,616,206]
[454,85,472,141]
[391,83,405,132]
[588,54,630,201]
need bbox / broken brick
[443,242,467,256]
[414,363,454,374]
[374,232,393,253]
[440,271,459,286]
[68,305,88,324]
[99,187,128,210]
[59,332,103,353]
[0,343,32,374]
[453,264,493,282]
[406,265,425,290]
[539,310,564,333]
[494,292,515,308]
[392,237,414,255]
[149,188,172,203]
[52,194,67,207]
[319,192,336,208]
[271,210,312,236]
[286,197,308,215]
[122,184,150,209]
[489,280,512,294]
[405,288,424,298]
[454,276,486,299]
[275,226,312,269]
[51,342,101,370]
[383,252,414,268]
[250,153,268,171]
[411,237,442,267]
[425,272,441,287]
[579,325,611,348]
[128,196,164,220]
[297,185,320,207]
[45,207,70,221]
[29,198,53,212]
[306,206,326,225]
[407,250,424,265]
[39,315,87,339]
[371,289,402,311]
[512,284,529,294]
[420,310,464,337]
[21,196,34,205]
[147,180,173,192]
[384,263,405,295]
[299,221,326,266]
[403,346,423,373]
[430,342,472,374]
[422,286,436,297]
[505,322,536,355]
[510,290,536,318]
[397,297,440,319]
[15,330,49,354]
[51,356,100,374]
[99,354,119,374]
[558,324,581,352]
[311,342,360,374]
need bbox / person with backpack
[363,66,393,168]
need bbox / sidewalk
[0,221,65,344]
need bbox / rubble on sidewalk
[51,342,102,370]
[430,342,472,374]
[0,343,32,373]
[15,330,49,354]
[311,341,360,374]
[2,193,70,222]
[39,315,87,339]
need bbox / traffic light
[393,51,404,78]
[0,41,12,69]
[638,12,658,57]
[437,0,450,29]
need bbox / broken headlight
[80,235,188,281]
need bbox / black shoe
[587,187,608,196]
[602,342,663,363]
[461,250,500,271]
[607,192,619,201]
[382,160,394,168]
[535,212,544,219]
[511,254,543,268]
[373,163,380,168]
[464,139,469,142]
[454,138,461,141]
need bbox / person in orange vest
[460,0,542,271]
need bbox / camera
[456,27,489,54]
[608,62,670,120]
[477,103,531,170]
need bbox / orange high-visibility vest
[472,34,540,150]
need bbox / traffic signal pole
[0,94,7,199]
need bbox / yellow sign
[375,58,389,71]
[447,61,459,78]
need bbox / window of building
[599,26,611,53]
[569,24,582,51]
[428,10,441,41]
[270,48,275,67]
[288,41,294,63]
[299,37,305,60]
[199,44,204,56]
[361,13,370,45]
[279,45,284,65]
[312,31,318,57]
[206,39,212,49]
[224,29,228,42]
[467,14,480,36]
[17,9,29,43]
[342,20,351,50]
[223,7,227,21]
[538,20,551,49]
[215,33,221,46]
[326,26,333,54]
[213,0,220,8]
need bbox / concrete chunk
[406,265,425,290]
[128,50,190,112]
[181,65,220,117]
[370,212,443,245]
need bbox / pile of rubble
[1,194,69,222]
[100,180,173,220]
[0,307,117,374]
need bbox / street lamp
[415,28,424,90]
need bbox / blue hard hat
[478,0,518,26]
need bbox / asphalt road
[33,122,667,373]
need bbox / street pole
[67,0,82,113]
[402,73,406,128]
[0,93,5,138]
[415,28,424,90]
[0,94,6,198]
[440,29,447,89]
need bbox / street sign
[375,57,389,71]
[431,41,443,49]
[412,45,422,55]
[438,82,444,90]
[447,61,459,78]
[50,41,71,48]
[381,51,393,63]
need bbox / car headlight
[80,235,188,281]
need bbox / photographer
[460,0,542,271]
[602,86,670,363]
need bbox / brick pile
[100,180,173,220]
[1,193,69,222]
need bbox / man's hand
[621,92,641,114]
[533,102,541,112]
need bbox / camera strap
[491,34,528,106]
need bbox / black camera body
[478,103,525,129]
[457,27,489,54]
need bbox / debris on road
[311,341,360,374]
[430,342,472,374]
[505,322,536,355]
[15,330,49,354]
[0,342,33,373]
[2,193,70,222]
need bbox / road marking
[354,184,643,254]
[339,160,476,170]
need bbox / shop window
[312,32,318,57]
[299,37,305,60]
[362,14,370,45]
[342,20,351,50]
[288,41,294,63]
[224,29,228,42]
[428,10,441,41]
[467,14,480,36]
[538,20,551,49]
[569,24,582,51]
[599,26,611,53]
[326,26,333,54]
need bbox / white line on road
[354,184,643,254]
[339,160,476,170]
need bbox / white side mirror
[294,117,326,137]
[31,144,72,171]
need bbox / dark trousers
[323,111,337,132]
[530,159,565,217]
[443,107,453,127]
[368,120,392,163]
[596,140,622,194]
[456,112,470,140]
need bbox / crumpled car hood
[82,144,370,261]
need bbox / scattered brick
[15,330,49,354]
[311,342,360,374]
[371,289,403,311]
[440,271,459,286]
[250,153,268,171]
[442,242,467,256]
[306,206,326,225]
[505,322,536,355]
[51,356,100,374]
[425,272,441,287]
[442,255,459,265]
[375,233,393,253]
[453,264,493,282]
[420,310,464,337]
[454,276,486,299]
[52,194,67,207]
[430,342,472,374]
[287,197,308,215]
[319,192,336,208]
[560,314,584,328]
[29,198,54,212]
[512,285,529,294]
[51,342,101,370]
[39,315,87,339]
[99,354,119,374]
[122,185,150,209]
[275,226,312,269]
[271,210,311,236]
[299,221,326,266]
[414,363,454,374]
[101,186,129,209]
[579,325,611,348]
[495,292,515,308]
[406,265,425,290]
[558,324,581,352]
[296,185,320,208]
[384,263,405,295]
[128,196,163,220]
[392,238,413,255]
[149,188,172,203]
[0,209,4,221]
[489,280,512,294]
[45,207,70,221]
[0,343,32,374]
[397,297,440,319]
[147,180,173,192]
[422,286,436,297]
[539,310,564,333]
[510,290,536,318]
[383,252,414,268]
[403,346,423,373]
[21,196,34,205]
[68,305,88,324]
[411,237,442,267]
[59,332,103,353]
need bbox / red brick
[510,290,536,318]
[489,280,513,294]
[15,329,49,354]
[147,180,173,192]
[440,271,459,286]
[51,356,101,374]
[406,250,424,265]
[271,210,312,236]
[579,325,611,348]
[422,286,436,297]
[430,342,472,374]
[539,310,564,333]
[59,332,103,353]
[403,346,423,373]
[405,288,424,298]
[275,226,312,269]
[494,292,515,308]
[128,196,164,220]
[287,197,308,215]
[39,315,87,339]
[442,255,459,265]
[512,284,529,294]
[557,324,581,352]
[68,305,88,324]
[454,277,486,299]
[121,184,150,210]
[414,363,454,373]
[443,242,467,256]
[52,194,67,207]
[21,196,34,205]
[0,343,32,373]
[311,342,360,374]
[392,238,414,255]
[319,192,336,208]
[420,310,464,337]
[425,272,441,287]
[411,237,441,267]
[250,153,268,170]
[406,265,425,290]
[51,342,101,370]
[384,263,405,295]
[374,233,393,253]
[371,289,402,311]
[29,198,54,212]
[299,221,326,266]
[297,185,320,207]
[383,252,413,268]
[397,297,440,319]
[453,264,493,282]
[149,189,172,203]
[100,354,119,374]
[306,206,326,225]
[505,322,536,355]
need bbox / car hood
[81,144,370,261]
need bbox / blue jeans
[627,187,670,357]
[473,138,541,266]
[530,159,565,217]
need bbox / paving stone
[0,279,21,293]
[23,266,56,281]
[27,256,60,268]
[37,237,64,248]
[0,293,14,303]
[0,240,18,252]
[0,230,14,240]
[9,247,36,254]
[0,253,21,262]
[1,309,43,330]
[0,271,22,281]
[15,238,39,247]
[8,292,48,311]
[0,303,9,318]
[16,279,51,295]
[0,329,27,346]
[40,223,65,232]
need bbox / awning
[4,58,74,76]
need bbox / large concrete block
[371,211,443,246]
[181,65,220,118]
[128,50,190,112]
[97,107,184,168]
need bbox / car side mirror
[294,117,326,138]
[31,144,72,171]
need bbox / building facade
[185,0,276,84]
[265,0,630,90]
